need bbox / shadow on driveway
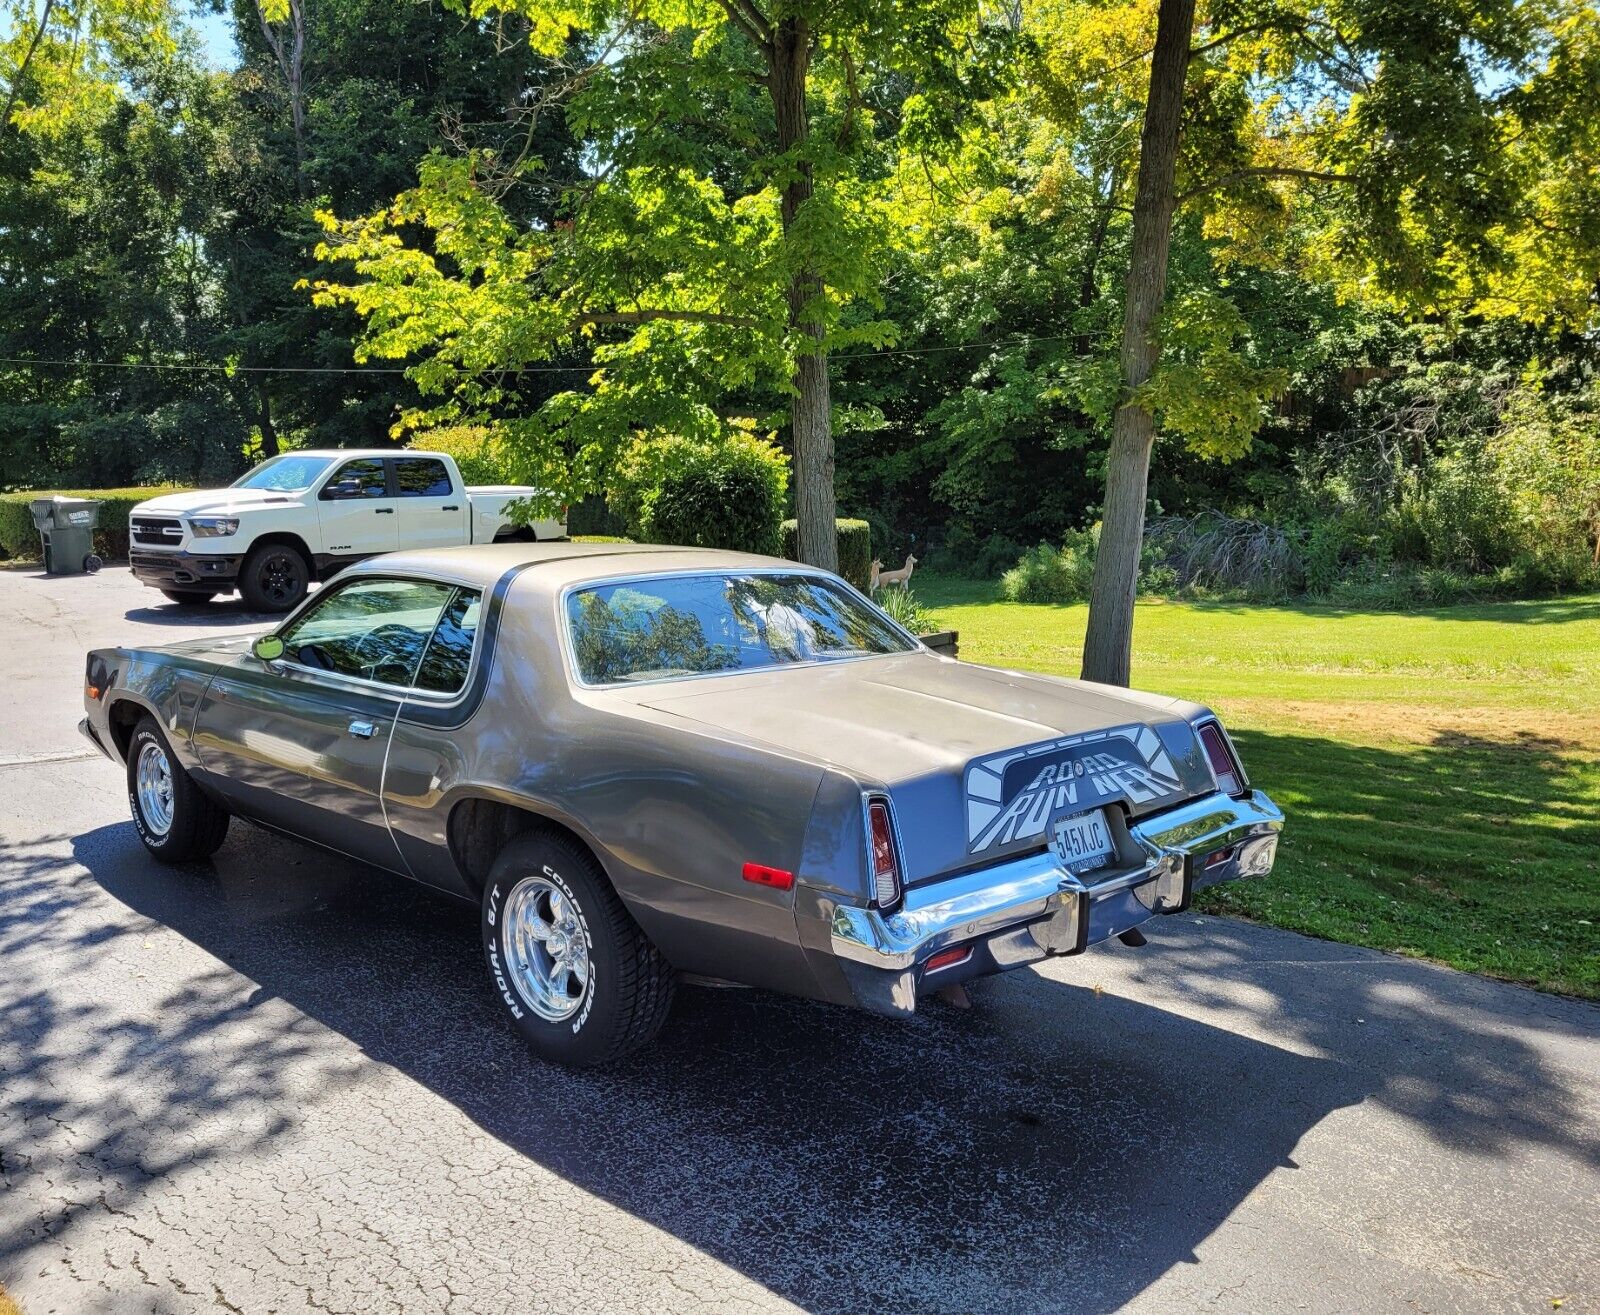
[2,820,1595,1312]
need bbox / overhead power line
[0,334,1076,377]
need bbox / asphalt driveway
[1,565,1596,1315]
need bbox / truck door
[391,455,468,549]
[316,456,399,559]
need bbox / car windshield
[567,572,915,685]
[232,454,334,493]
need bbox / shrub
[1145,512,1300,598]
[1000,526,1100,603]
[0,486,191,561]
[611,430,789,557]
[1487,380,1600,580]
[780,517,873,592]
[567,494,627,538]
[409,425,511,486]
[925,525,1023,579]
[872,583,933,632]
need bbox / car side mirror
[325,478,363,500]
[252,634,285,663]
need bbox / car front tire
[239,543,309,612]
[126,716,230,863]
[481,832,675,1067]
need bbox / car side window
[393,457,453,498]
[320,458,389,500]
[414,589,483,694]
[278,578,456,688]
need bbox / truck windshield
[567,572,916,685]
[232,454,334,493]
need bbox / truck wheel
[127,716,230,863]
[160,589,218,605]
[240,543,309,612]
[481,832,675,1067]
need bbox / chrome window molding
[263,572,486,709]
[555,565,923,693]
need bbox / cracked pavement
[1,566,1597,1314]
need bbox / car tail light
[868,799,901,909]
[1198,722,1243,795]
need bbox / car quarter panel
[88,640,244,771]
[379,569,833,996]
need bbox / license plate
[1052,809,1115,873]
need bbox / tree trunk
[257,381,280,459]
[0,0,56,137]
[1076,163,1119,354]
[1080,0,1195,687]
[769,18,838,572]
[256,0,308,197]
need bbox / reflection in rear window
[567,573,914,685]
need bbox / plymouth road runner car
[80,543,1283,1065]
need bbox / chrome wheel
[502,874,592,1022]
[135,740,175,836]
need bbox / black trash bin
[29,497,104,575]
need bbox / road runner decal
[965,724,1182,853]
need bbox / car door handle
[441,505,460,511]
[374,507,395,514]
[348,720,379,738]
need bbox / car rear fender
[91,648,218,770]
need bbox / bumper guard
[828,789,1282,1009]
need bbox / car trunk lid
[634,651,1218,879]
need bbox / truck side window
[414,588,483,694]
[394,458,453,497]
[321,458,388,500]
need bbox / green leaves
[1135,289,1288,460]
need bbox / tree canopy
[0,0,1596,635]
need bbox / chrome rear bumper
[828,789,1282,1011]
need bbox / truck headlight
[189,516,240,538]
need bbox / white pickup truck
[127,448,566,612]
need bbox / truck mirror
[252,634,285,662]
[326,478,363,499]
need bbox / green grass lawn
[917,575,1600,999]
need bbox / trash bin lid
[29,495,101,527]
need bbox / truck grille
[130,516,183,546]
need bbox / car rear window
[566,572,914,685]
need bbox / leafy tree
[311,0,1006,557]
[0,29,242,486]
[1063,0,1600,683]
[212,0,581,456]
[1,0,174,138]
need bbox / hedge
[611,431,789,557]
[0,486,190,561]
[781,518,872,593]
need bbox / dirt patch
[1223,698,1600,755]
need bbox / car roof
[340,541,827,593]
[290,448,425,461]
